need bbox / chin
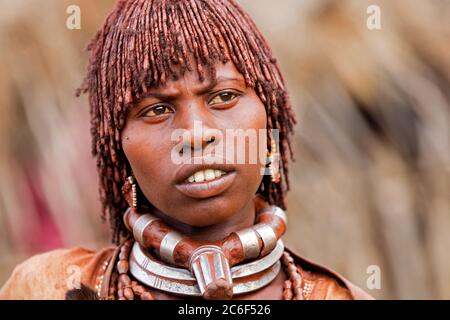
[172,194,240,227]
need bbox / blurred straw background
[0,0,449,299]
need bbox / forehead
[148,60,246,95]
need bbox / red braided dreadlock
[78,0,297,244]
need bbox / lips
[174,158,237,199]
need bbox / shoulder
[286,247,374,300]
[0,246,115,300]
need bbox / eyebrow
[141,76,245,101]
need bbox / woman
[0,0,372,300]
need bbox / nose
[181,129,216,153]
[177,103,220,156]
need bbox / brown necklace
[97,238,305,300]
[122,198,288,299]
[95,195,306,300]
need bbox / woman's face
[121,61,267,227]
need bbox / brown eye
[142,104,173,117]
[209,91,239,105]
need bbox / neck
[150,200,256,242]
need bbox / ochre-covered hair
[78,0,297,244]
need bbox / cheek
[243,96,267,162]
[232,96,267,190]
[238,95,267,129]
[121,126,172,191]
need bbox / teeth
[194,171,205,182]
[204,169,215,181]
[186,169,227,183]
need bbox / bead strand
[302,281,314,299]
[117,240,133,300]
[116,239,154,300]
[282,280,293,300]
[108,271,118,299]
[281,251,303,300]
[94,259,109,299]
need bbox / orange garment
[0,247,114,299]
[0,246,373,300]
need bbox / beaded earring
[122,175,138,209]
